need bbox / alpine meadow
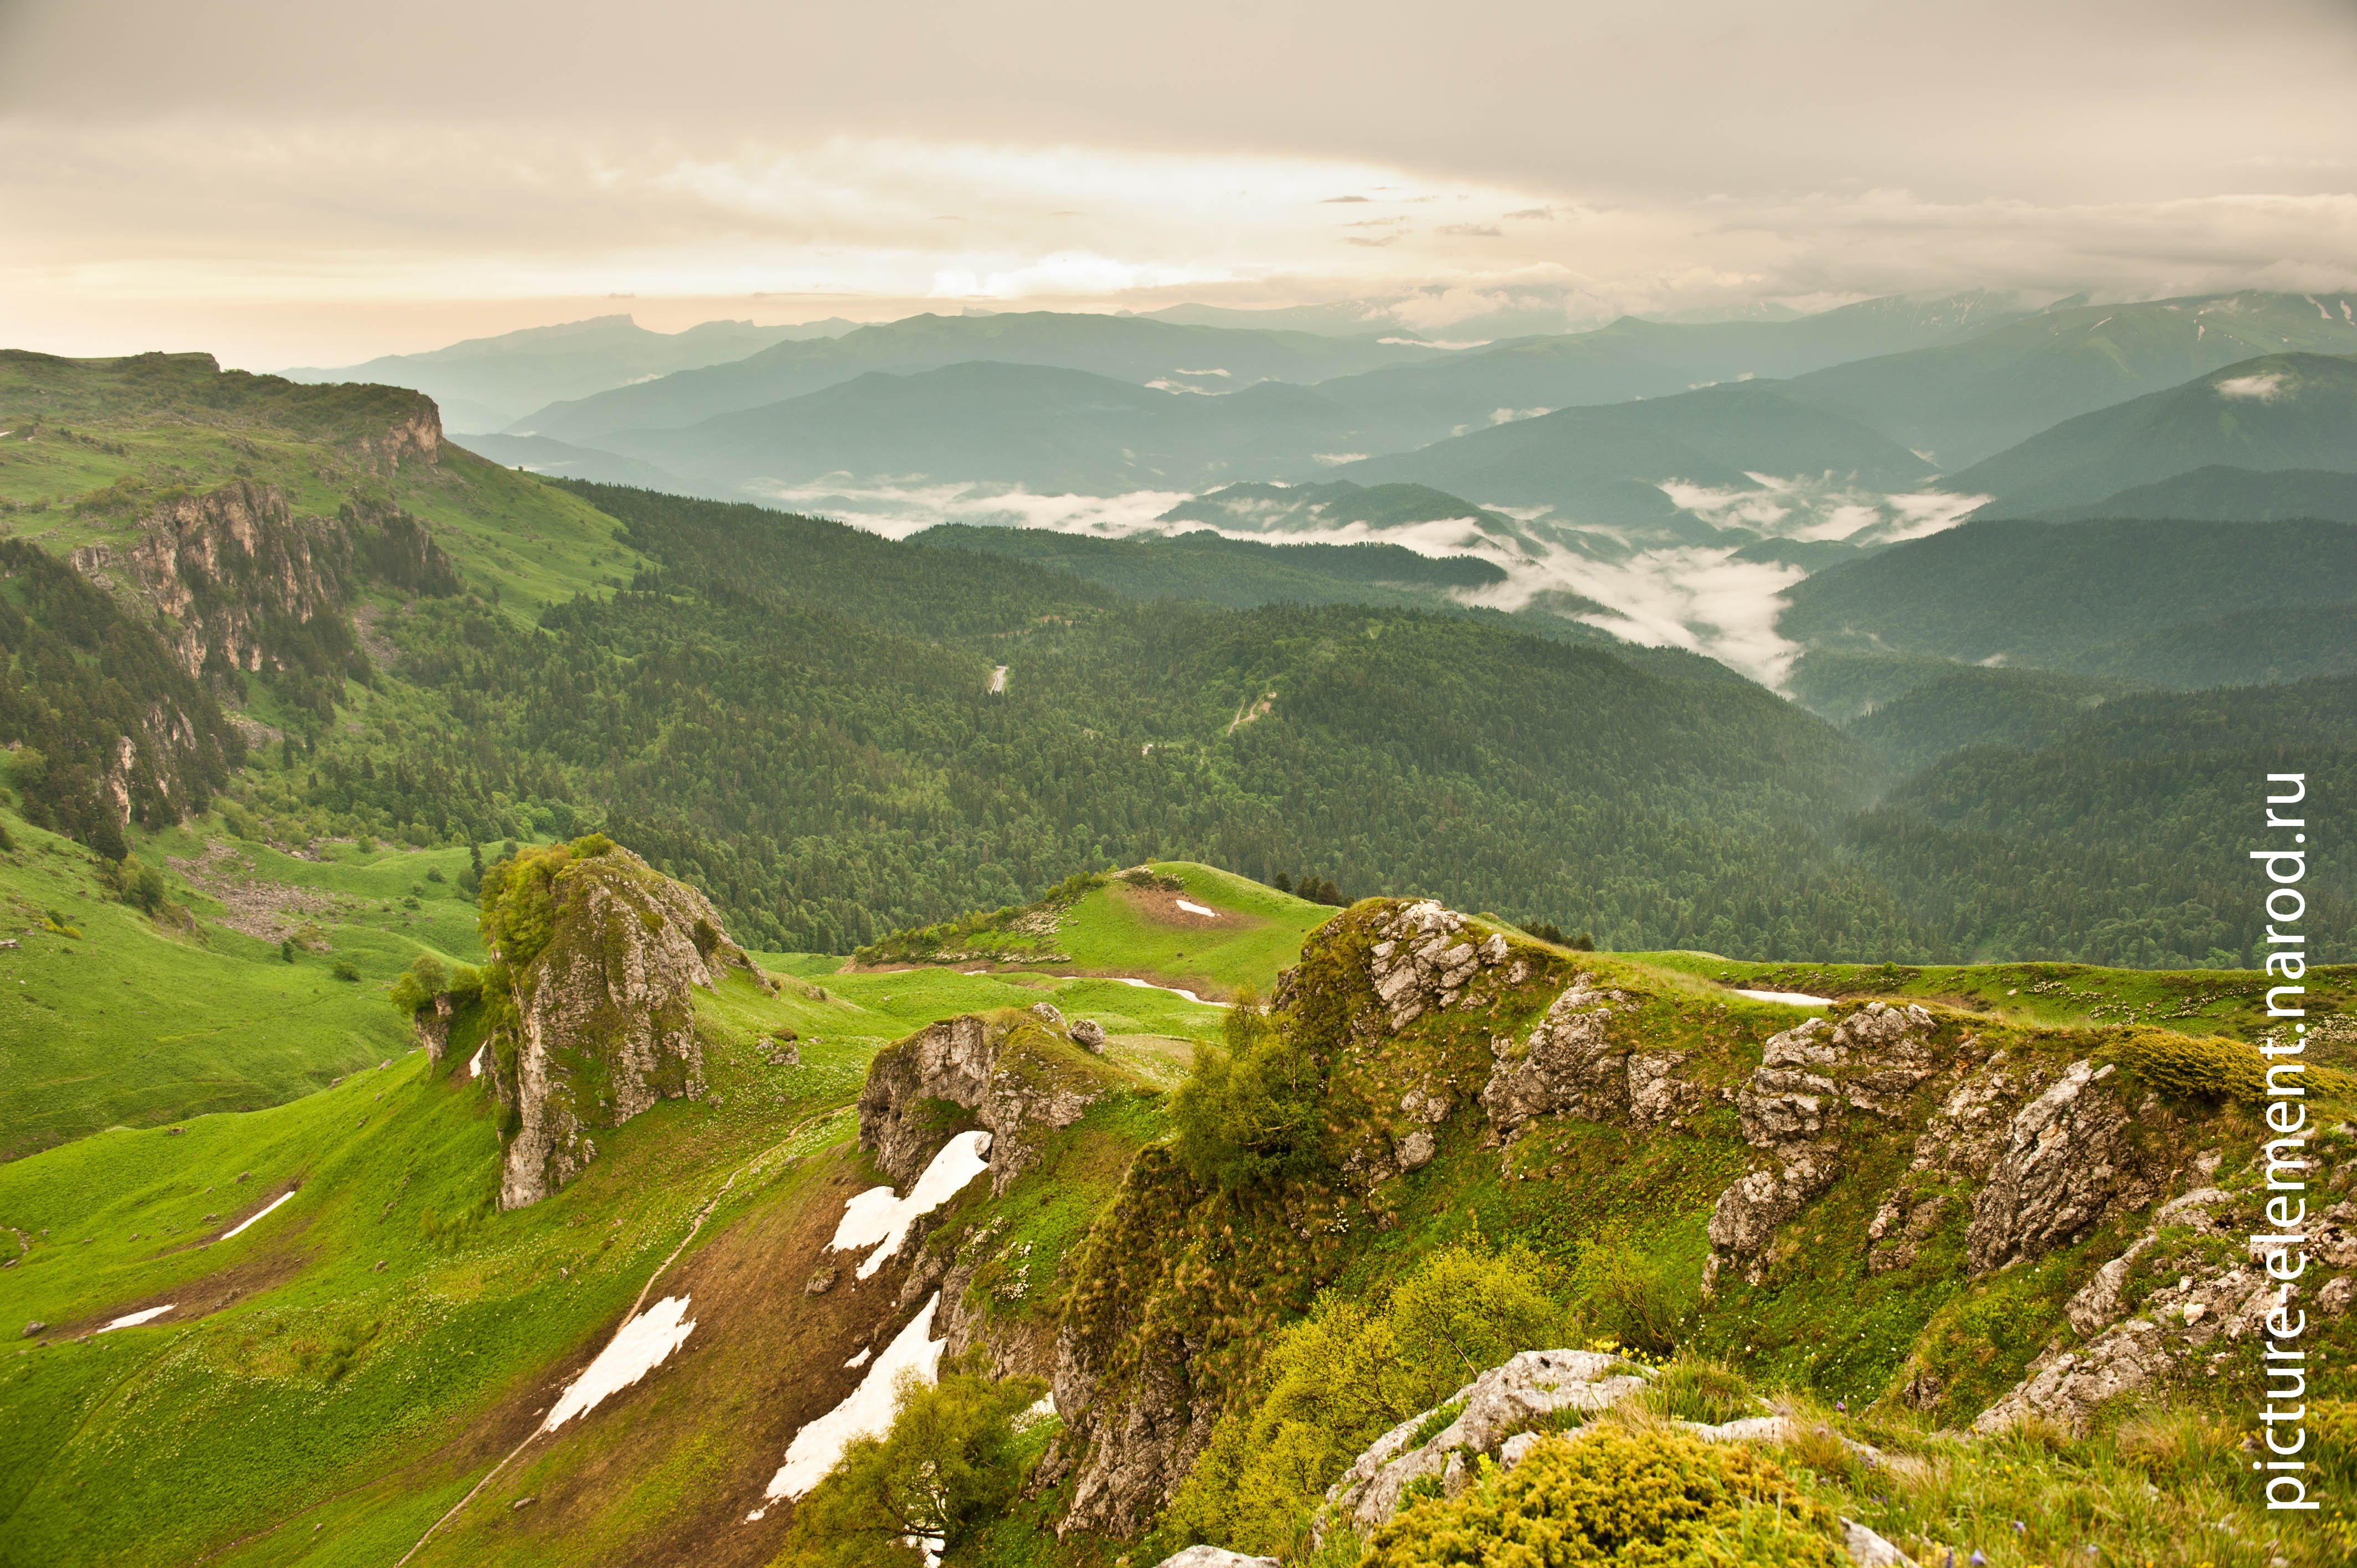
[2,5,2355,1566]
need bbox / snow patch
[1111,975,1227,1007]
[766,1292,948,1499]
[220,1190,296,1239]
[467,1043,487,1079]
[830,1131,992,1280]
[543,1295,697,1431]
[845,1347,872,1368]
[1732,988,1835,1007]
[1174,899,1217,917]
[98,1304,175,1332]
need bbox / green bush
[779,1362,1044,1568]
[1160,1239,1562,1559]
[1363,1429,1846,1568]
[1639,1358,1757,1426]
[1169,989,1328,1188]
[1574,1240,1695,1358]
[387,953,450,1015]
[331,960,359,982]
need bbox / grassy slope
[857,861,1337,1002]
[0,964,1186,1566]
[0,365,633,621]
[0,810,488,1160]
[2,940,1179,1566]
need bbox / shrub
[279,937,299,963]
[2112,1028,2266,1102]
[1160,1240,1562,1559]
[387,953,450,1015]
[1363,1429,1847,1568]
[1574,1240,1696,1358]
[781,1363,1044,1568]
[220,801,258,840]
[1169,989,1327,1188]
[1640,1358,1757,1426]
[331,960,360,982]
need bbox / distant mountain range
[283,314,854,432]
[2052,464,2357,523]
[510,311,1452,444]
[1335,378,1935,538]
[1787,292,2357,468]
[1778,516,2357,688]
[1950,352,2357,513]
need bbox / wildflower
[1972,1555,1985,1566]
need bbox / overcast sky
[3,0,2353,367]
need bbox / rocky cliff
[485,838,774,1209]
[1039,896,2342,1539]
[855,1004,1128,1380]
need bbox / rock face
[1364,901,1521,1033]
[1963,1059,2154,1275]
[858,1011,1109,1197]
[495,845,768,1210]
[1480,974,1638,1135]
[1324,1350,1651,1532]
[1706,1004,1942,1286]
[1974,1186,2272,1435]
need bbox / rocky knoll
[486,838,771,1209]
[857,1007,1111,1196]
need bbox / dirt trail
[987,664,1007,694]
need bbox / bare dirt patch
[166,843,340,940]
[1115,883,1260,931]
[408,1145,927,1568]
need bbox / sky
[2,0,2355,368]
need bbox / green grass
[0,810,450,1160]
[0,968,864,1566]
[860,860,1336,1002]
[1627,948,2357,1058]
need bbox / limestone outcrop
[1479,974,1638,1135]
[1362,900,1523,1033]
[858,1010,1110,1197]
[1962,1059,2158,1275]
[1706,1003,1943,1285]
[1322,1350,1650,1533]
[1973,1185,2272,1434]
[493,843,769,1209]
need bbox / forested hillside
[2,352,2346,976]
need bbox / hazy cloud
[0,1,2351,364]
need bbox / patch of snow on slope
[1111,976,1227,1007]
[468,1043,487,1079]
[1174,899,1217,917]
[220,1190,296,1239]
[543,1295,697,1431]
[98,1304,175,1332]
[2217,372,2287,401]
[846,1347,872,1368]
[830,1130,992,1280]
[1733,988,1835,1007]
[766,1292,947,1500]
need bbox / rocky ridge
[1036,894,2327,1540]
